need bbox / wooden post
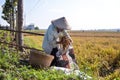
[17,0,23,51]
[11,0,15,39]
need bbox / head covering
[51,17,71,30]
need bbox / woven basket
[29,49,54,68]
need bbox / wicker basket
[29,49,54,68]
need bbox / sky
[0,0,120,30]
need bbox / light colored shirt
[42,24,71,54]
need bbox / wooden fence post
[17,0,23,51]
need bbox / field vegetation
[24,30,120,80]
[0,30,79,80]
[0,30,120,80]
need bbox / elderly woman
[42,17,92,79]
[42,17,72,66]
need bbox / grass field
[24,31,120,80]
[0,30,120,80]
[0,30,80,80]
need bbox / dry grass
[72,36,120,78]
[24,31,120,79]
[69,31,120,37]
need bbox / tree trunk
[17,0,23,51]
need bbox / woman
[42,17,72,66]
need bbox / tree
[2,0,11,24]
[2,0,24,51]
[34,26,39,30]
[2,0,18,30]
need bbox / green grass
[0,30,120,80]
[0,48,79,80]
[0,30,80,80]
[24,35,43,50]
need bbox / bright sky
[0,0,120,30]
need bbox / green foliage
[2,0,17,24]
[0,46,80,80]
[24,36,43,50]
[1,30,120,79]
[0,30,11,42]
[0,30,80,80]
[34,26,39,30]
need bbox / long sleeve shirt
[42,24,71,54]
